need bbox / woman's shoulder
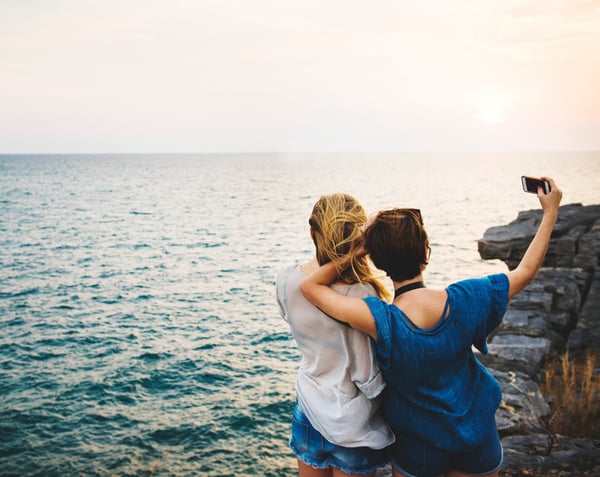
[277,262,302,277]
[275,263,304,294]
[445,273,509,319]
[332,281,379,299]
[446,273,508,295]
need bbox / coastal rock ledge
[376,203,600,477]
[478,203,600,476]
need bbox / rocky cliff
[477,203,600,474]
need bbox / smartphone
[521,176,551,194]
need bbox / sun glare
[479,110,502,124]
[470,90,516,126]
[476,99,505,125]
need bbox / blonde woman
[276,193,394,477]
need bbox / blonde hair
[309,193,391,301]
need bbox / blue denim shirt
[365,273,509,452]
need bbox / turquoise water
[1,153,599,476]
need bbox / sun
[479,110,502,124]
[470,90,514,125]
[476,99,504,125]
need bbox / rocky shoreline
[377,203,600,477]
[477,202,600,475]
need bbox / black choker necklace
[394,281,425,299]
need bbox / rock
[494,308,550,337]
[478,221,538,269]
[574,221,600,274]
[476,204,600,476]
[478,335,551,377]
[567,266,600,355]
[535,268,584,320]
[478,203,600,271]
[375,465,392,477]
[501,434,600,475]
[492,369,550,435]
[508,282,553,313]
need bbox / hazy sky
[2,0,599,153]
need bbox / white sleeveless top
[276,263,394,449]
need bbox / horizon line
[1,149,599,156]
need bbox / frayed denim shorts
[389,424,503,477]
[289,402,388,475]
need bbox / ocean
[1,152,599,476]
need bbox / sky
[1,0,599,153]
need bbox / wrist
[542,210,559,222]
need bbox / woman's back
[364,274,509,451]
[392,287,448,329]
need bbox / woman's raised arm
[507,177,563,299]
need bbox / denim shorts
[289,402,388,475]
[389,425,503,477]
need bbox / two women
[276,193,395,476]
[299,178,562,477]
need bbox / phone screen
[522,176,550,194]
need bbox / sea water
[1,152,599,476]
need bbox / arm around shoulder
[299,261,378,339]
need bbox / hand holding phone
[521,176,551,195]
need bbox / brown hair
[309,193,390,300]
[364,208,430,283]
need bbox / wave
[0,288,39,299]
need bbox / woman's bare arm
[507,177,562,299]
[300,260,378,340]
